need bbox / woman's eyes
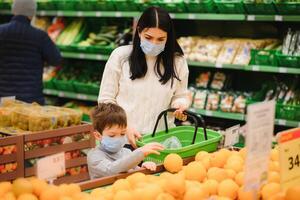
[108,135,115,138]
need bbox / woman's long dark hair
[129,6,184,85]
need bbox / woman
[98,7,191,148]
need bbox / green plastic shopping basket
[136,108,222,164]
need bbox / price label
[244,101,275,192]
[188,14,196,19]
[57,11,63,16]
[40,11,46,16]
[77,94,88,100]
[170,14,175,19]
[215,63,223,68]
[58,92,65,97]
[95,12,102,17]
[252,65,260,71]
[79,53,85,59]
[96,55,103,60]
[77,11,83,17]
[279,67,288,73]
[115,12,122,17]
[275,15,283,21]
[224,125,240,147]
[37,153,65,181]
[205,110,213,116]
[278,128,300,190]
[277,119,287,126]
[247,15,255,21]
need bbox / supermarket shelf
[190,108,245,121]
[275,119,300,128]
[61,52,109,61]
[60,53,300,74]
[188,61,300,74]
[1,10,300,21]
[43,89,98,101]
[190,108,300,127]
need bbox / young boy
[87,103,164,179]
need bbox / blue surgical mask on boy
[101,136,127,153]
[140,39,165,56]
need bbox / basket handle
[151,108,208,144]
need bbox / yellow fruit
[59,196,73,200]
[269,192,286,200]
[207,167,228,182]
[219,149,232,159]
[0,182,12,197]
[91,188,106,198]
[239,148,247,159]
[199,156,211,170]
[156,193,175,200]
[224,160,243,173]
[159,172,172,180]
[12,178,33,197]
[269,161,280,172]
[235,172,244,186]
[113,190,133,200]
[225,169,236,180]
[203,179,218,195]
[217,179,239,199]
[127,172,146,186]
[112,179,131,193]
[195,151,209,161]
[40,186,61,200]
[261,183,281,200]
[184,161,206,182]
[227,155,244,164]
[163,153,183,173]
[17,194,38,200]
[29,178,48,197]
[210,152,227,168]
[133,184,162,200]
[268,171,280,183]
[270,148,279,161]
[238,186,256,200]
[286,185,300,200]
[3,192,16,200]
[164,174,185,199]
[183,186,209,200]
[58,184,81,198]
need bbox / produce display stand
[78,157,195,191]
[24,123,95,184]
[0,123,95,184]
[0,135,24,181]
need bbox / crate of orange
[23,123,95,185]
[0,134,24,182]
[136,109,222,164]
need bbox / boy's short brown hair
[91,103,127,134]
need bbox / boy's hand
[140,142,164,156]
[142,161,157,171]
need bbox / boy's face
[94,125,127,140]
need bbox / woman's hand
[173,104,188,121]
[126,127,142,149]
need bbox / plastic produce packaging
[196,71,211,88]
[161,136,182,149]
[220,92,234,112]
[193,90,208,109]
[0,107,13,127]
[205,92,221,111]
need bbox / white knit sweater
[98,45,190,134]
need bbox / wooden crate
[0,135,24,181]
[23,123,95,184]
[78,157,195,191]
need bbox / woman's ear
[93,131,102,140]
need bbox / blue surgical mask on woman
[101,136,127,153]
[140,39,165,56]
